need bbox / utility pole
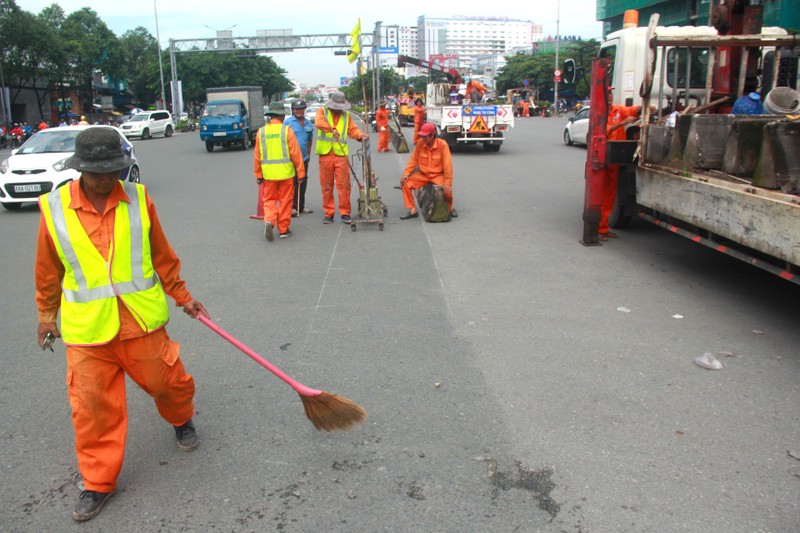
[554,0,561,116]
[154,0,167,110]
[373,21,382,110]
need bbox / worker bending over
[399,123,458,219]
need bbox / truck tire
[241,133,251,150]
[205,141,214,152]
[609,194,632,229]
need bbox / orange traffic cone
[250,181,266,220]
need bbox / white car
[0,125,140,211]
[305,104,323,123]
[120,110,175,140]
[563,106,590,146]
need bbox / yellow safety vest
[258,124,295,180]
[39,182,169,345]
[314,109,349,156]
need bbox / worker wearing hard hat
[78,115,89,125]
[314,91,368,224]
[399,123,457,220]
[376,100,391,152]
[255,101,306,240]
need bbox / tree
[119,27,160,106]
[60,8,122,115]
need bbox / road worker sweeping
[34,127,209,522]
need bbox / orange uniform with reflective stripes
[35,179,195,493]
[413,105,426,144]
[314,106,367,218]
[253,117,306,234]
[401,137,454,210]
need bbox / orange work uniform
[401,137,454,211]
[600,104,641,234]
[35,179,195,494]
[314,106,367,219]
[376,107,390,152]
[413,105,426,144]
[522,101,530,117]
[253,117,306,235]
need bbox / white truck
[583,11,800,283]
[424,83,514,152]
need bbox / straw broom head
[300,391,367,431]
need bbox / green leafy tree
[60,8,122,115]
[119,27,160,107]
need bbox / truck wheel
[241,134,251,150]
[205,141,214,152]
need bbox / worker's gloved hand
[400,175,408,187]
[332,131,340,141]
[256,178,264,184]
[380,127,386,132]
[182,299,209,319]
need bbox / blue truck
[200,86,265,152]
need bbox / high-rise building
[416,16,541,70]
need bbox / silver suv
[121,110,175,140]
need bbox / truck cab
[200,86,265,152]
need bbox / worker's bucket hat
[65,127,133,173]
[326,91,351,111]
[379,100,387,106]
[265,101,287,116]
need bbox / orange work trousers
[262,177,295,234]
[599,164,620,234]
[66,328,194,493]
[413,123,421,145]
[378,128,390,152]
[401,172,453,211]
[318,152,351,217]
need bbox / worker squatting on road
[284,99,315,216]
[34,127,209,522]
[399,122,458,220]
[600,87,645,241]
[376,100,391,152]
[314,90,368,224]
[255,101,307,241]
[413,98,425,144]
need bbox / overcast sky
[22,0,603,86]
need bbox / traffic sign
[523,79,530,86]
[554,69,562,77]
[554,75,562,82]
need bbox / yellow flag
[347,19,361,64]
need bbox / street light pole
[154,0,166,110]
[554,0,560,116]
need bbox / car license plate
[14,184,41,193]
[213,132,227,137]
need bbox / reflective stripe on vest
[40,182,169,345]
[314,109,349,156]
[259,124,295,180]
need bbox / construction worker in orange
[522,99,530,117]
[600,87,644,241]
[34,127,209,522]
[314,90,368,224]
[376,100,391,152]
[412,98,425,144]
[255,102,306,241]
[399,123,458,219]
[466,78,487,102]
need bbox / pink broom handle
[198,314,321,397]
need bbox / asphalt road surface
[1,116,798,532]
